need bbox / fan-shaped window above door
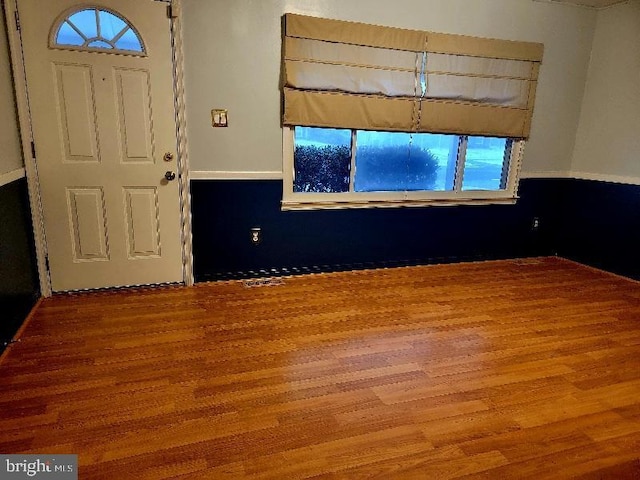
[51,7,146,55]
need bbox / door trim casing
[3,0,194,296]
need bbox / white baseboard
[188,169,640,186]
[0,168,26,188]
[521,170,640,186]
[520,170,572,179]
[190,170,283,180]
[570,171,640,186]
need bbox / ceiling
[536,0,629,8]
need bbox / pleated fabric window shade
[282,14,544,139]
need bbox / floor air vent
[242,278,285,288]
[513,258,544,266]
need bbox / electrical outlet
[250,227,261,245]
[532,217,540,230]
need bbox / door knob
[164,171,176,181]
[163,152,174,162]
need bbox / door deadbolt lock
[164,171,176,181]
[163,152,174,162]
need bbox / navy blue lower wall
[1,174,634,353]
[556,178,640,281]
[0,178,39,352]
[191,178,563,281]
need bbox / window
[284,127,522,208]
[294,128,351,193]
[280,14,541,210]
[52,8,145,54]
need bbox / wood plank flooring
[1,257,640,479]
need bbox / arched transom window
[52,7,145,55]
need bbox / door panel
[54,63,100,162]
[124,187,161,258]
[18,0,183,291]
[66,187,109,261]
[115,68,154,162]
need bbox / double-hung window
[281,14,543,210]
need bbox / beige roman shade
[282,14,544,138]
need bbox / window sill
[281,196,518,211]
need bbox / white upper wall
[182,0,597,175]
[0,4,24,177]
[571,0,640,181]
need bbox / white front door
[17,0,184,291]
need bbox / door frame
[3,0,194,296]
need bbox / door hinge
[167,3,180,18]
[30,141,36,159]
[14,11,20,31]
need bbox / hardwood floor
[1,257,640,479]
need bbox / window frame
[49,6,147,57]
[282,127,525,211]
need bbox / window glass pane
[114,28,143,52]
[56,21,85,46]
[98,10,127,41]
[354,131,454,192]
[87,40,113,49]
[462,136,509,191]
[68,9,98,39]
[55,9,144,54]
[294,127,351,193]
